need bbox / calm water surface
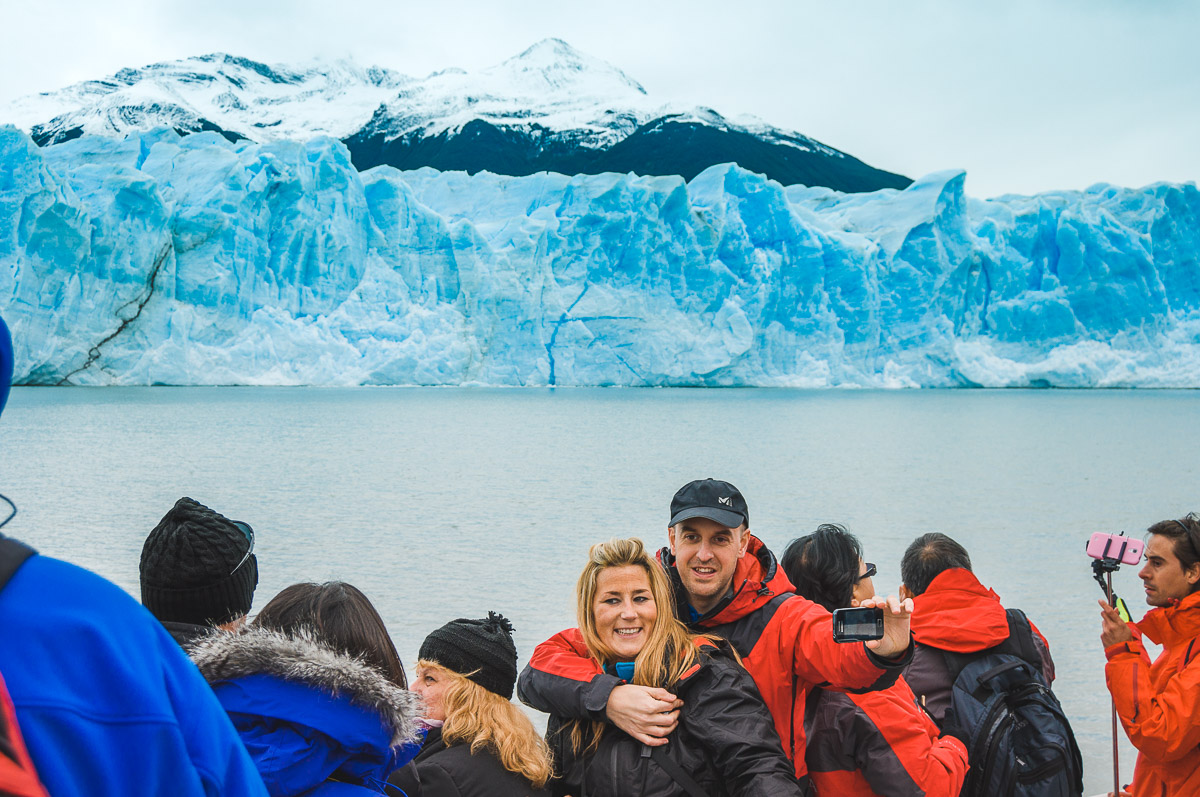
[2,386,1197,795]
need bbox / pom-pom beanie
[419,611,519,699]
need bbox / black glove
[939,706,970,748]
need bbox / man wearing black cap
[141,497,259,647]
[519,478,913,791]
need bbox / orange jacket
[1105,590,1200,797]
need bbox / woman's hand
[1099,599,1135,648]
[605,684,683,746]
[860,594,913,659]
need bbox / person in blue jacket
[0,313,269,797]
[189,581,422,795]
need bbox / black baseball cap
[669,479,749,529]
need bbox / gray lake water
[2,386,1197,795]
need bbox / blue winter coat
[0,551,268,797]
[190,625,422,796]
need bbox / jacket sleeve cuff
[941,733,969,760]
[865,634,915,668]
[583,673,623,722]
[1105,638,1143,661]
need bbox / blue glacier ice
[1,125,1198,387]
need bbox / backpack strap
[650,744,712,797]
[0,536,36,592]
[999,609,1044,671]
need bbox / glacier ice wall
[2,125,1198,387]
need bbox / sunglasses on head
[231,520,255,574]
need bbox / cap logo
[719,496,732,506]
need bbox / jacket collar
[1136,589,1200,646]
[658,534,794,627]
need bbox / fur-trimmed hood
[190,624,420,748]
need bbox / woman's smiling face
[593,565,658,661]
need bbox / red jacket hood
[910,568,1010,653]
[657,534,794,626]
[1136,589,1200,646]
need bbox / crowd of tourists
[2,313,1199,797]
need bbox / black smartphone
[832,607,884,642]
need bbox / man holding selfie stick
[1100,513,1200,797]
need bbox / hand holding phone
[832,607,884,642]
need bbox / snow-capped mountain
[2,40,910,193]
[6,53,410,144]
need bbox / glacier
[2,124,1198,388]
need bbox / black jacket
[388,727,550,797]
[546,641,802,797]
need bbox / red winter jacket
[1105,590,1200,797]
[905,568,1054,725]
[518,535,906,785]
[804,675,967,797]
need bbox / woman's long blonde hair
[570,537,707,753]
[418,660,552,788]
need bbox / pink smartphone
[1086,532,1143,565]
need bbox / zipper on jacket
[638,745,652,794]
[789,676,800,765]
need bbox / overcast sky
[2,0,1196,198]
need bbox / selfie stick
[1106,566,1120,797]
[1092,544,1127,797]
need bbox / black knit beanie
[419,611,519,700]
[139,497,258,627]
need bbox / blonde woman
[388,612,552,797]
[537,538,803,797]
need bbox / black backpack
[942,609,1083,797]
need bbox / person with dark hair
[140,496,259,647]
[1101,513,1200,797]
[389,612,553,797]
[780,523,867,613]
[898,532,973,598]
[0,313,268,796]
[519,480,913,791]
[782,525,968,796]
[898,532,1054,724]
[900,532,1083,796]
[189,581,420,796]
